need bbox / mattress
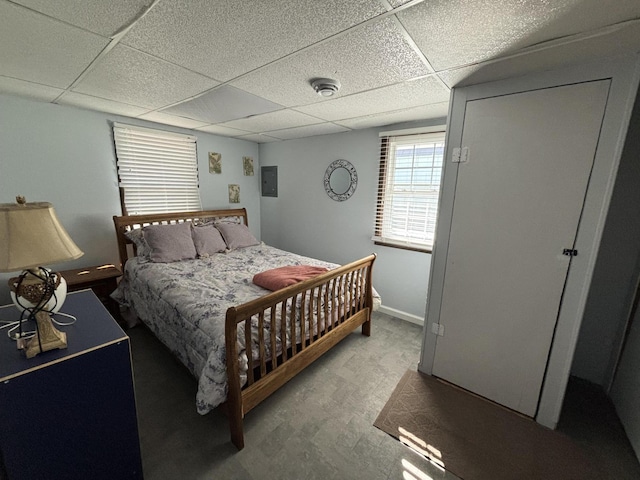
[112,243,380,414]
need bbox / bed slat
[300,290,307,350]
[290,294,298,356]
[280,302,288,362]
[269,306,277,371]
[245,317,254,386]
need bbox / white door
[432,81,610,416]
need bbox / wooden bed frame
[112,208,376,450]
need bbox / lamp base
[24,311,67,359]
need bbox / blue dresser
[0,289,143,479]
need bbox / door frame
[420,55,640,429]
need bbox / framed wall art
[209,152,222,174]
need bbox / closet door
[432,81,609,416]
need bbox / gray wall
[259,119,446,322]
[607,84,640,461]
[611,300,640,460]
[0,94,260,304]
[571,80,640,388]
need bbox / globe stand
[24,311,67,358]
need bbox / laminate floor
[127,312,639,480]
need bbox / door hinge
[461,147,469,163]
[562,248,578,257]
[431,322,445,337]
[451,147,469,164]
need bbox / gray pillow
[192,224,227,257]
[143,222,197,263]
[124,228,151,263]
[216,223,260,250]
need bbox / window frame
[373,126,446,254]
[113,122,202,216]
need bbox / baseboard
[377,305,424,326]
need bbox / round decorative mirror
[324,159,357,202]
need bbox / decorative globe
[9,268,68,314]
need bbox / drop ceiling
[1,0,639,143]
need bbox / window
[113,123,201,215]
[373,128,446,252]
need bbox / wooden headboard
[112,208,249,269]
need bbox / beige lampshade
[0,200,84,272]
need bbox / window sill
[374,240,432,254]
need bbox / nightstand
[0,290,143,479]
[60,264,121,319]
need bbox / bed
[111,208,378,450]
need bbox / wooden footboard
[224,254,376,450]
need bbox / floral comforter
[112,243,380,414]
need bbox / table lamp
[0,196,83,358]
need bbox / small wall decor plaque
[209,152,222,174]
[228,184,240,203]
[243,156,254,176]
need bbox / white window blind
[114,123,201,215]
[373,130,446,251]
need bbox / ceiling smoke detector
[311,78,341,97]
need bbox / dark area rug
[374,370,604,480]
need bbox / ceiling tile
[230,16,431,108]
[122,0,386,81]
[437,65,486,89]
[137,111,210,130]
[264,123,350,140]
[220,110,323,133]
[295,76,450,121]
[388,0,414,7]
[398,0,640,72]
[0,76,63,102]
[57,91,150,117]
[0,2,109,88]
[235,133,282,144]
[162,85,283,124]
[3,0,640,143]
[72,44,219,109]
[335,102,449,129]
[11,0,152,37]
[437,21,640,88]
[195,125,252,136]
